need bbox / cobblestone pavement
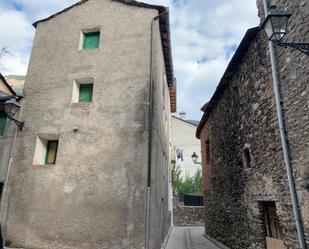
[165,226,222,249]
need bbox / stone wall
[256,0,309,246]
[198,1,309,248]
[173,205,204,226]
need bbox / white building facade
[171,115,201,179]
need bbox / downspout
[0,109,20,243]
[262,1,306,248]
[145,9,169,249]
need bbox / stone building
[1,1,176,249]
[171,114,200,179]
[196,1,308,249]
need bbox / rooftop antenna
[0,46,16,59]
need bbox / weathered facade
[196,1,308,249]
[1,1,176,249]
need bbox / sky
[0,0,259,120]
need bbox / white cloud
[0,6,33,51]
[10,0,78,20]
[0,0,259,120]
[0,5,33,76]
[0,52,28,75]
[145,0,259,119]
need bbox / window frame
[45,140,59,165]
[79,28,101,50]
[71,77,95,104]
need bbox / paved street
[165,226,222,249]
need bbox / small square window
[71,78,94,103]
[33,136,59,165]
[79,83,93,102]
[83,31,100,49]
[0,113,7,136]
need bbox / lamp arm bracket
[276,42,309,56]
[7,114,24,130]
[193,162,202,165]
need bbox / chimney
[179,111,187,120]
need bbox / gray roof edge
[32,0,167,27]
[172,115,199,127]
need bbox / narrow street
[165,227,222,249]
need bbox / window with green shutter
[45,140,58,165]
[83,31,100,49]
[79,83,93,102]
[0,113,7,136]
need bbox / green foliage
[172,166,203,195]
[172,164,183,191]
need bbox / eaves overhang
[0,73,17,97]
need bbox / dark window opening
[0,113,7,136]
[0,182,3,199]
[45,140,59,165]
[243,147,251,168]
[262,201,283,240]
[205,140,210,165]
[79,83,93,102]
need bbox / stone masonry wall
[173,198,204,226]
[173,206,204,226]
[199,2,308,247]
[256,0,309,246]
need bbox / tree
[172,164,183,194]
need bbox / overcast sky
[0,0,259,120]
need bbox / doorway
[261,201,286,249]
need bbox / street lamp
[3,99,24,130]
[191,152,201,165]
[261,5,309,55]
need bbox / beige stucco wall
[148,19,172,249]
[3,1,172,248]
[0,78,13,96]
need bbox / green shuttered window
[79,84,93,102]
[45,140,58,165]
[0,113,7,136]
[83,32,100,49]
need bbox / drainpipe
[262,1,306,248]
[0,110,20,243]
[145,9,169,249]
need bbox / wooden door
[266,237,286,249]
[262,202,286,249]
